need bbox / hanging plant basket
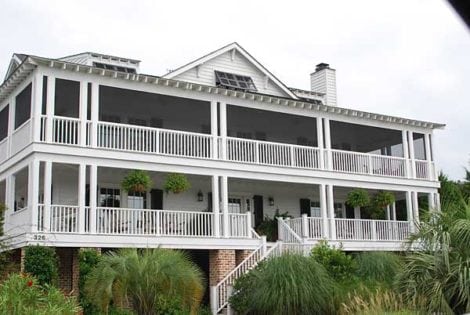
[373,191,396,209]
[121,170,152,193]
[346,189,371,208]
[164,173,191,194]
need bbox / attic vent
[93,62,136,74]
[215,71,257,92]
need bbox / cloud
[1,0,468,179]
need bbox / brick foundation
[56,247,80,297]
[235,250,252,266]
[209,249,236,286]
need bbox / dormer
[163,42,297,98]
[59,52,140,74]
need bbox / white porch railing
[97,121,213,158]
[223,137,321,169]
[277,218,303,243]
[335,218,410,241]
[221,213,252,238]
[285,216,324,239]
[50,205,79,233]
[330,149,407,178]
[11,119,31,155]
[34,117,437,181]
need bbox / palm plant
[230,254,335,315]
[84,248,205,315]
[397,197,470,314]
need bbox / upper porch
[0,71,438,182]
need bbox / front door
[150,189,163,210]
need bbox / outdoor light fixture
[197,190,204,202]
[268,197,274,206]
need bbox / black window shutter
[299,198,311,216]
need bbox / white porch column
[385,205,391,220]
[211,175,220,237]
[219,102,227,160]
[402,130,410,178]
[327,184,336,239]
[90,83,99,148]
[210,100,218,159]
[319,184,329,238]
[324,118,332,170]
[428,192,436,211]
[78,163,86,233]
[424,133,433,180]
[405,191,415,233]
[89,164,97,234]
[391,201,397,221]
[31,72,43,142]
[28,159,40,232]
[79,82,88,147]
[316,117,324,169]
[221,175,229,238]
[45,76,55,143]
[7,97,15,157]
[43,161,52,232]
[436,193,441,211]
[407,131,416,178]
[412,191,420,224]
[4,176,12,232]
[354,207,361,219]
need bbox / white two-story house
[0,43,444,313]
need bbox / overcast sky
[1,0,469,179]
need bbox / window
[99,188,120,207]
[0,105,8,141]
[310,201,321,217]
[127,191,147,209]
[93,62,136,74]
[215,71,257,92]
[55,79,80,118]
[15,83,32,129]
[334,202,345,218]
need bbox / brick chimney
[310,63,337,106]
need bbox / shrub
[311,240,356,282]
[121,170,152,193]
[0,273,79,315]
[354,252,402,287]
[23,246,58,286]
[164,173,191,194]
[230,254,335,315]
[79,249,102,314]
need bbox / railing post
[261,236,267,255]
[368,155,373,174]
[301,213,309,239]
[245,211,252,238]
[277,217,284,241]
[371,220,377,241]
[89,164,97,234]
[226,285,234,315]
[210,286,218,315]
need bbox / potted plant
[121,170,152,193]
[256,210,291,242]
[164,173,191,194]
[345,189,370,208]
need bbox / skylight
[215,71,257,92]
[93,62,136,74]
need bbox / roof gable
[3,54,27,82]
[163,43,297,99]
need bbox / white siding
[311,69,337,106]
[174,51,289,97]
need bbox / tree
[230,254,335,315]
[84,248,204,315]
[397,197,470,314]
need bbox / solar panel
[215,71,257,92]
